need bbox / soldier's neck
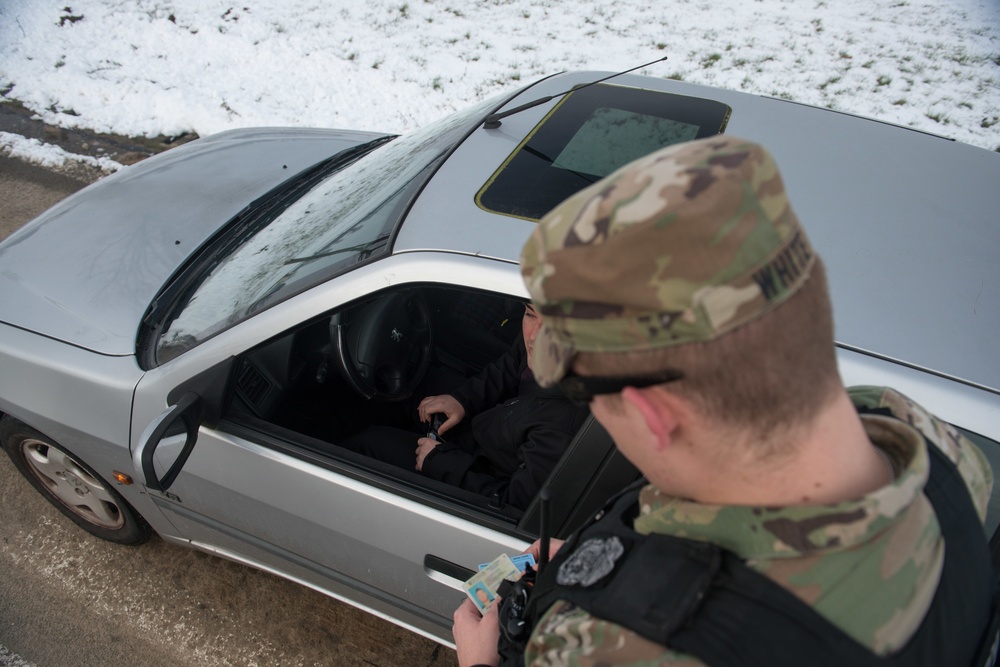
[654,391,888,507]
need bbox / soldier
[452,135,996,667]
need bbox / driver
[343,304,588,511]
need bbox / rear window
[476,82,731,221]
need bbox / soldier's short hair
[577,259,840,447]
[521,136,842,439]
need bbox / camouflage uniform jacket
[523,386,994,666]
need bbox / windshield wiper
[283,234,390,265]
[142,137,398,333]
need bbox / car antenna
[538,487,551,571]
[482,56,668,130]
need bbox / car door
[128,254,535,644]
[133,407,525,641]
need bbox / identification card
[463,553,520,613]
[478,553,536,574]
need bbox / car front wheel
[0,416,151,544]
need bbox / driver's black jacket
[420,343,587,511]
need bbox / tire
[0,415,152,545]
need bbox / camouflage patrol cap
[521,135,816,387]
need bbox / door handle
[424,554,475,591]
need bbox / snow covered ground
[1,0,998,173]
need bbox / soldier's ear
[621,386,680,451]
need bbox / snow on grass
[0,0,998,152]
[0,131,124,172]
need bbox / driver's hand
[417,394,465,436]
[416,437,440,471]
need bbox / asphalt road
[0,138,457,667]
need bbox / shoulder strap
[526,438,998,667]
[669,442,994,666]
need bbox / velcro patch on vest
[557,536,625,587]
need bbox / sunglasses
[557,369,684,405]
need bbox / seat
[519,414,641,539]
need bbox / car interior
[209,284,641,538]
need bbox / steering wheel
[331,290,434,401]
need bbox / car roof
[395,71,1000,395]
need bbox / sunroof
[476,83,732,221]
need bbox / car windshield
[152,92,508,365]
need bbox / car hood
[0,127,386,356]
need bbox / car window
[476,82,732,220]
[150,92,512,366]
[220,285,596,530]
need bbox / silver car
[1,71,998,646]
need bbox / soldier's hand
[526,538,565,563]
[453,598,501,667]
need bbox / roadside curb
[0,99,195,174]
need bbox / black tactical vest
[506,423,999,667]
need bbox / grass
[701,53,722,68]
[819,75,842,90]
